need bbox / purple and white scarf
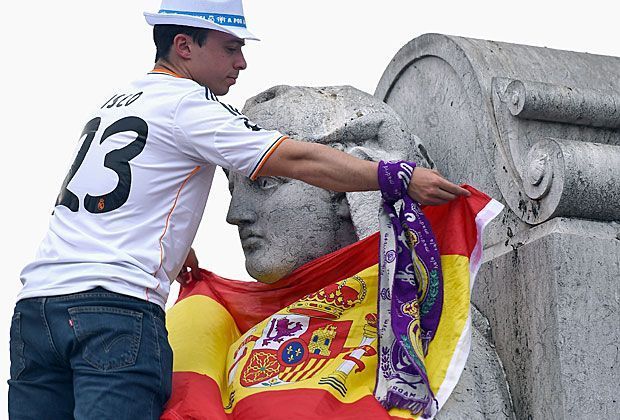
[375,160,443,418]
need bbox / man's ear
[173,34,193,60]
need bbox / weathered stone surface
[228,84,514,418]
[474,219,620,419]
[374,33,620,419]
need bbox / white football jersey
[19,69,286,309]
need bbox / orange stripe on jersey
[152,165,202,280]
[249,136,288,181]
[149,67,184,78]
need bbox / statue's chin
[245,262,291,284]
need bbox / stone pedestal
[476,219,619,419]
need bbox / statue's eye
[256,176,282,190]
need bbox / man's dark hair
[153,25,209,62]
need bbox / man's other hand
[408,167,470,206]
[176,247,199,285]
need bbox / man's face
[189,30,247,95]
[226,172,356,283]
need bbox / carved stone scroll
[491,77,620,224]
[505,79,620,128]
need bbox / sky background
[1,0,618,413]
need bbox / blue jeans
[8,287,173,419]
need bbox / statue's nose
[226,192,258,227]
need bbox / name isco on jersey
[101,92,143,109]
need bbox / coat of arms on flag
[231,274,378,396]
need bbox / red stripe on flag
[163,371,410,420]
[162,372,228,420]
[424,185,492,257]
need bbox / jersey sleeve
[174,89,287,180]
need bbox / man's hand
[408,167,470,206]
[176,247,199,286]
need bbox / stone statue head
[226,85,432,283]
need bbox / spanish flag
[161,186,502,419]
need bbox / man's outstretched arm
[176,139,470,283]
[256,139,470,206]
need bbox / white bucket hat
[144,0,259,41]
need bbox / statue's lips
[239,232,264,250]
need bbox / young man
[9,1,469,418]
